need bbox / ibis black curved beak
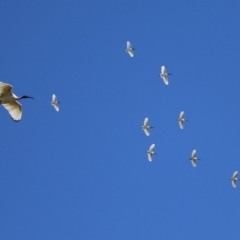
[21,95,34,100]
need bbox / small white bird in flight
[0,82,34,121]
[147,144,156,162]
[230,171,238,188]
[125,41,135,57]
[160,66,171,85]
[177,111,188,129]
[189,149,200,167]
[51,94,60,112]
[142,117,154,136]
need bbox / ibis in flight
[142,117,154,136]
[160,66,171,85]
[189,149,200,167]
[177,111,188,129]
[125,41,135,57]
[0,82,34,121]
[147,144,156,162]
[51,94,59,112]
[230,171,238,188]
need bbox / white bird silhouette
[125,41,134,57]
[177,111,188,129]
[230,171,238,188]
[0,82,34,121]
[51,94,59,112]
[147,144,156,162]
[189,149,200,167]
[160,66,171,85]
[142,117,154,136]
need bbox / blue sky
[1,1,240,239]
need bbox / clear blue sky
[0,1,240,239]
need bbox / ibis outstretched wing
[127,50,134,57]
[191,158,197,167]
[233,171,238,179]
[147,153,153,162]
[161,66,167,75]
[127,41,132,49]
[149,144,155,152]
[2,101,22,121]
[143,128,150,136]
[144,117,149,127]
[179,111,184,119]
[191,149,197,158]
[162,75,169,85]
[52,102,59,112]
[179,121,184,129]
[0,82,13,97]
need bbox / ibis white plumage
[51,94,59,112]
[189,149,200,167]
[147,144,156,162]
[230,171,238,188]
[142,117,154,136]
[160,66,171,85]
[0,82,34,121]
[177,111,188,129]
[125,41,134,57]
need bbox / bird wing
[0,82,13,97]
[233,171,238,179]
[144,117,149,127]
[162,75,169,85]
[232,179,237,188]
[179,121,184,129]
[147,153,153,162]
[52,102,59,112]
[143,128,150,136]
[2,101,22,121]
[52,94,57,102]
[149,144,155,152]
[191,158,197,167]
[191,149,197,158]
[179,111,184,119]
[161,66,166,75]
[127,41,131,49]
[127,50,134,57]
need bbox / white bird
[160,66,171,85]
[177,111,188,129]
[189,149,200,167]
[142,117,154,136]
[51,94,60,112]
[125,41,135,57]
[147,144,156,162]
[230,171,238,188]
[0,82,34,121]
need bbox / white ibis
[51,94,59,112]
[177,111,188,129]
[125,41,134,57]
[230,171,238,188]
[0,82,34,121]
[189,149,200,167]
[160,66,171,85]
[147,144,156,162]
[142,117,154,136]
